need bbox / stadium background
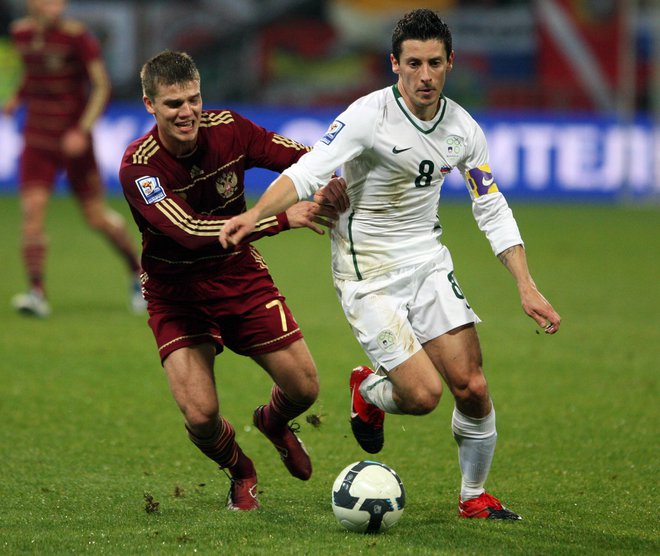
[1,3,658,553]
[0,0,659,202]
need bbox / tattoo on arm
[497,245,519,270]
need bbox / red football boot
[350,366,385,454]
[253,405,312,480]
[459,492,521,520]
[226,476,260,511]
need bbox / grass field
[0,195,658,555]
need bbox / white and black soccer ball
[331,460,405,533]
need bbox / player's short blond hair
[140,50,200,100]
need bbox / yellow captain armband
[465,164,500,198]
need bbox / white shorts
[334,247,480,372]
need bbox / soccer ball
[331,460,405,533]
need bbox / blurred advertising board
[1,103,658,201]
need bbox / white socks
[361,377,498,501]
[360,374,404,414]
[452,406,497,501]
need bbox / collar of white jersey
[392,84,447,134]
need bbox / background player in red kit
[4,0,144,317]
[119,50,348,510]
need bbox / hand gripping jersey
[10,17,103,151]
[119,110,309,280]
[283,85,523,280]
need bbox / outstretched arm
[497,244,561,334]
[285,199,339,235]
[220,175,348,248]
[219,175,298,248]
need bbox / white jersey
[283,85,523,280]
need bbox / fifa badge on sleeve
[136,176,167,204]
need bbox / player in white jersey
[288,86,522,282]
[220,9,561,520]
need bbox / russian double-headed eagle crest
[216,171,238,198]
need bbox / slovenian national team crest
[135,176,166,204]
[377,329,397,353]
[321,120,345,145]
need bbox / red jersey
[119,109,310,280]
[10,17,103,151]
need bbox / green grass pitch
[0,195,658,555]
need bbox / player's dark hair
[391,9,452,61]
[140,50,200,99]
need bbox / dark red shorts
[20,144,103,200]
[144,246,303,363]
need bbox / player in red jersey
[4,0,144,317]
[119,50,348,511]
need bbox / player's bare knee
[186,418,218,440]
[85,212,107,231]
[452,372,489,407]
[304,379,320,404]
[22,229,46,244]
[183,404,219,433]
[84,206,123,232]
[285,377,319,407]
[468,373,489,401]
[400,388,441,415]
